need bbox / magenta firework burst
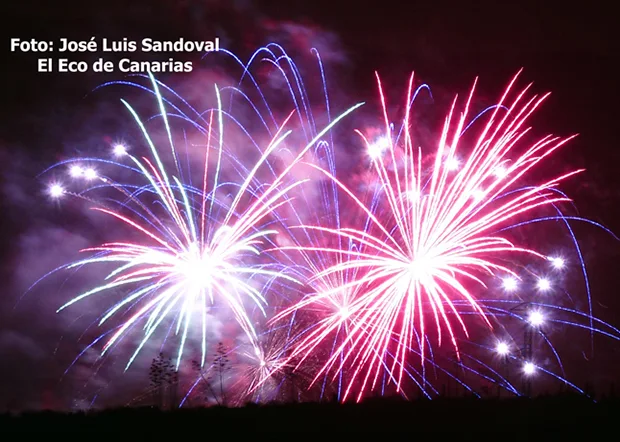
[271,70,591,401]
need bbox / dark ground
[1,395,616,435]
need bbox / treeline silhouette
[2,394,618,435]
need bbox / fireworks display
[35,44,620,406]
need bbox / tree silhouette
[214,342,231,405]
[191,342,232,406]
[149,353,179,409]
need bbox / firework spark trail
[48,67,362,372]
[240,334,292,400]
[273,71,588,401]
[233,322,306,403]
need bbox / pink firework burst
[274,71,581,402]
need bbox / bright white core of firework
[471,188,485,202]
[502,276,518,292]
[179,244,215,289]
[83,168,97,180]
[523,362,536,375]
[113,144,127,157]
[445,156,460,171]
[69,165,83,178]
[493,165,508,178]
[528,311,545,326]
[48,183,64,198]
[549,256,565,269]
[496,342,510,355]
[367,135,390,159]
[537,278,551,291]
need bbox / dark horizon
[3,394,618,436]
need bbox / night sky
[1,0,619,411]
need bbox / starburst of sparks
[274,71,584,401]
[51,71,361,371]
